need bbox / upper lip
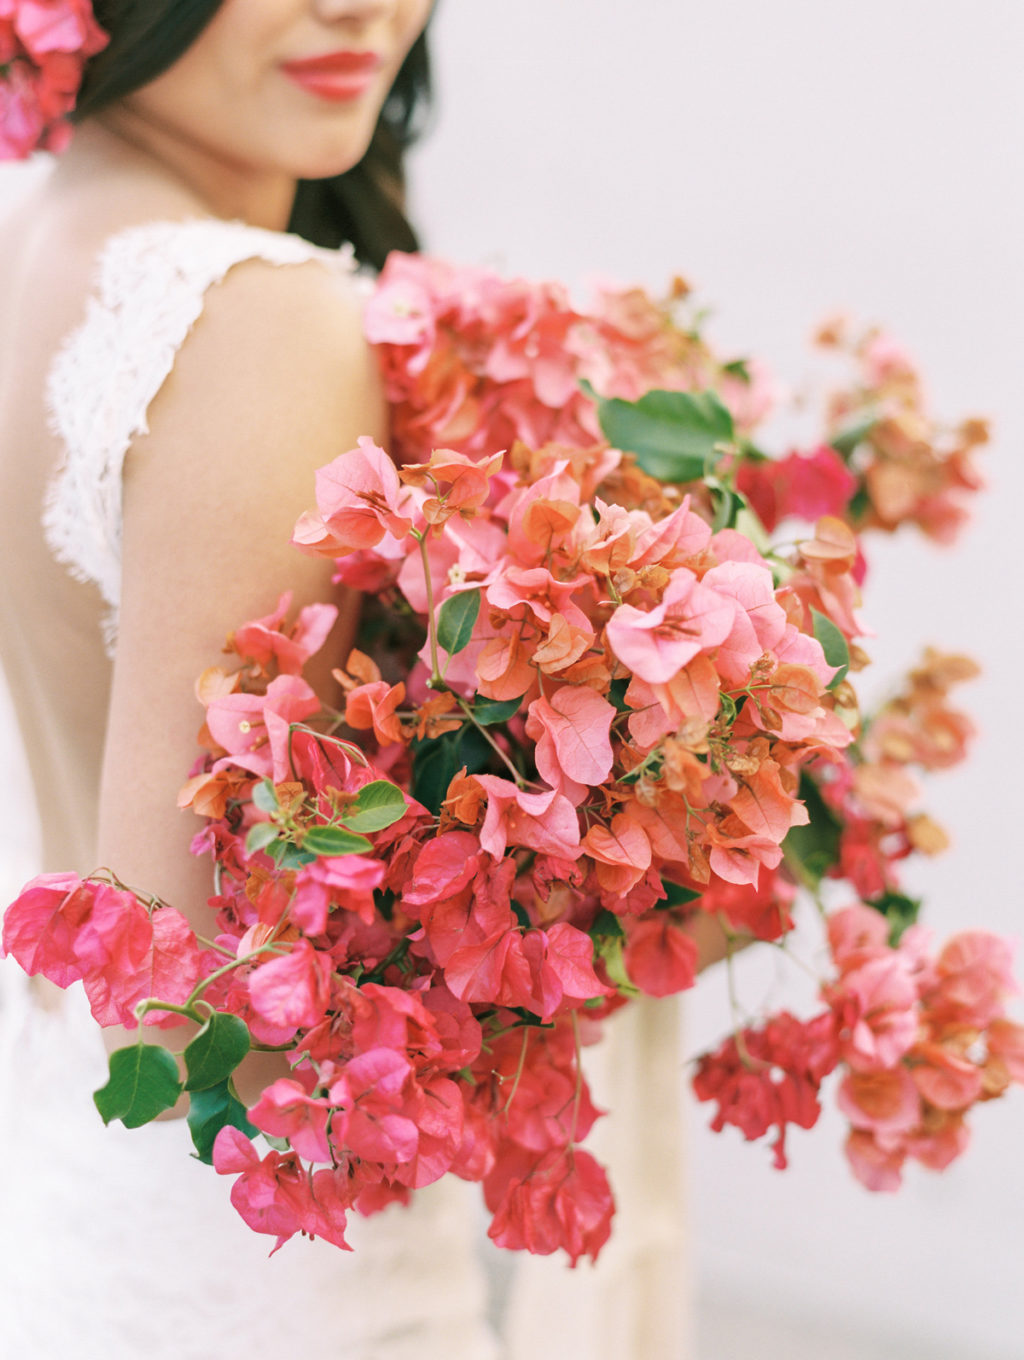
[280,50,382,76]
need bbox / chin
[285,122,379,183]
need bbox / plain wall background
[1,3,1021,1356]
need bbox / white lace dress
[0,218,690,1359]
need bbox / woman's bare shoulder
[138,247,379,476]
[116,242,383,662]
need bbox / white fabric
[0,961,501,1360]
[42,217,358,652]
[15,215,691,1357]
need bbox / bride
[0,2,691,1355]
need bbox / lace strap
[43,218,357,652]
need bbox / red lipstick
[280,50,382,103]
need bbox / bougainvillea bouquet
[4,254,1018,1264]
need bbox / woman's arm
[96,259,383,1086]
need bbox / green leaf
[847,484,872,523]
[866,890,922,947]
[607,677,631,713]
[661,881,702,908]
[721,357,751,381]
[471,694,522,726]
[594,935,638,996]
[590,908,624,940]
[782,773,842,887]
[269,841,317,869]
[374,887,396,922]
[251,779,279,814]
[411,730,463,816]
[591,388,735,483]
[184,1012,251,1092]
[811,608,850,689]
[437,589,481,656]
[303,824,373,857]
[245,821,280,854]
[710,485,744,534]
[187,1080,257,1165]
[830,414,877,459]
[341,779,408,834]
[94,1044,183,1129]
[411,721,496,817]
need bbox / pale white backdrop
[1,2,1022,1357]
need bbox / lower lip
[281,68,378,103]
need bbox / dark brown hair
[75,0,431,268]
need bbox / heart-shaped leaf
[184,1012,251,1092]
[94,1044,183,1129]
[437,589,481,656]
[340,780,408,834]
[187,1080,257,1165]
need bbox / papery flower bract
[737,446,857,532]
[230,592,337,675]
[987,1020,1024,1084]
[475,777,582,861]
[399,447,504,525]
[622,915,698,997]
[213,1126,352,1252]
[292,437,413,556]
[582,815,653,898]
[910,1043,983,1111]
[831,953,919,1072]
[82,899,201,1030]
[529,922,610,1021]
[0,0,108,161]
[247,939,334,1035]
[525,686,615,801]
[249,1078,333,1163]
[837,1067,921,1136]
[487,1148,614,1266]
[329,1047,419,1164]
[844,1128,905,1192]
[1,871,94,985]
[205,674,320,780]
[344,679,406,746]
[926,931,1018,1027]
[827,903,891,972]
[605,569,734,684]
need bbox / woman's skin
[0,0,432,1096]
[0,0,738,1107]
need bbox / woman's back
[0,131,371,876]
[0,173,123,872]
[0,130,238,870]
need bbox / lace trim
[42,218,359,654]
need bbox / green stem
[416,530,444,687]
[722,922,757,1070]
[502,1026,531,1114]
[135,999,200,1023]
[181,942,284,1011]
[569,1010,584,1145]
[453,695,528,788]
[782,848,828,920]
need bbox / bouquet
[4,255,1017,1263]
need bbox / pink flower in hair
[0,0,108,160]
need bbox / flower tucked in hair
[0,0,108,160]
